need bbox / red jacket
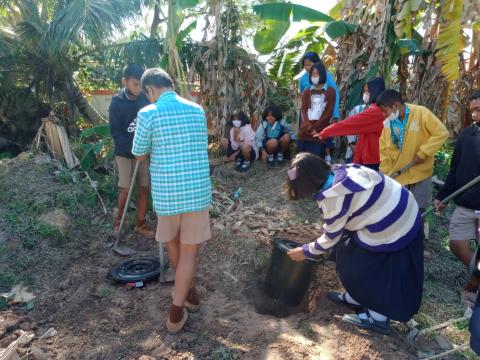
[320,104,384,165]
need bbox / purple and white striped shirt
[303,164,422,259]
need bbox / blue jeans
[471,293,480,355]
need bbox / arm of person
[243,125,257,148]
[436,137,461,202]
[132,111,152,160]
[311,88,335,132]
[320,106,382,138]
[417,110,449,160]
[282,120,297,141]
[326,72,340,120]
[108,99,122,143]
[300,89,313,134]
[229,128,240,150]
[295,199,349,260]
[255,123,265,150]
[379,129,392,174]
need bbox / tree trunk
[64,77,104,125]
[150,2,161,38]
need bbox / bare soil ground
[0,153,475,359]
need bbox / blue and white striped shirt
[303,164,421,258]
[132,91,211,216]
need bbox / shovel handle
[422,173,480,218]
[114,160,140,245]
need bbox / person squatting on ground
[317,77,386,171]
[220,111,258,172]
[132,68,212,334]
[255,105,296,166]
[298,52,339,162]
[377,90,449,214]
[297,62,336,159]
[434,91,480,309]
[286,153,424,335]
[108,63,154,239]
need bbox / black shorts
[227,141,256,162]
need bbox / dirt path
[0,155,419,359]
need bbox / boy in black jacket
[434,90,480,305]
[109,64,154,238]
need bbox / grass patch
[209,346,234,360]
[299,322,318,340]
[0,297,9,310]
[36,223,66,241]
[99,287,115,298]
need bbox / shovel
[112,161,140,256]
[390,161,415,179]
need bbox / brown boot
[185,287,200,312]
[134,220,155,239]
[166,304,188,334]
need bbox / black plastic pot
[111,257,161,284]
[265,238,315,306]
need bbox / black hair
[376,89,405,108]
[366,77,386,104]
[229,110,250,126]
[302,52,321,66]
[309,62,327,86]
[123,63,144,80]
[470,91,480,102]
[285,153,331,200]
[141,68,173,92]
[262,106,283,122]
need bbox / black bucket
[265,238,316,306]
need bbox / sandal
[235,158,243,170]
[327,291,362,311]
[342,311,391,335]
[238,160,251,172]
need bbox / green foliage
[254,20,290,55]
[434,142,454,181]
[79,124,113,171]
[324,20,358,39]
[252,2,333,54]
[209,346,234,360]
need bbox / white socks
[343,293,360,305]
[359,310,388,322]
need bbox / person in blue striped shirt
[132,68,212,334]
[286,153,424,335]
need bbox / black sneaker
[267,155,275,167]
[239,160,251,172]
[276,153,285,165]
[235,158,243,170]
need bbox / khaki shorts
[115,156,150,188]
[449,206,480,241]
[407,177,432,210]
[156,210,211,245]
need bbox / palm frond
[98,34,164,67]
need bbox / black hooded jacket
[108,88,150,158]
[437,123,480,209]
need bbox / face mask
[232,120,242,128]
[311,76,320,85]
[386,109,400,122]
[362,93,370,104]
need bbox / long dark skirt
[335,229,424,322]
[470,293,480,355]
[296,140,326,158]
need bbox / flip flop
[342,311,391,335]
[327,291,362,311]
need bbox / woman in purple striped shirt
[286,153,424,335]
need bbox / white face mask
[362,92,370,104]
[311,76,320,85]
[232,120,242,128]
[386,110,400,122]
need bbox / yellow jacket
[380,104,449,186]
